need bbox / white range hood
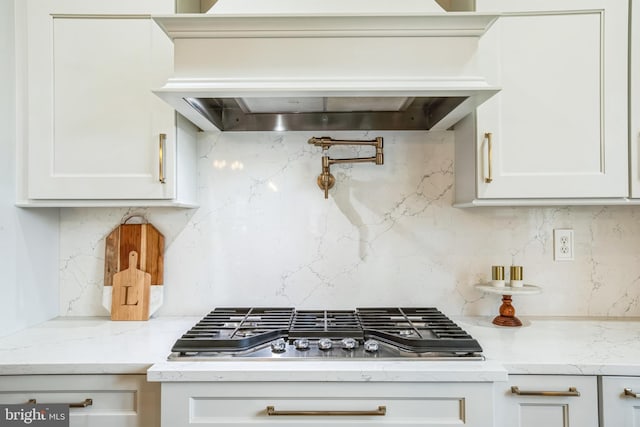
[152,0,500,132]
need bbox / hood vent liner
[185,96,466,132]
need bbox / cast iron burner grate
[171,307,294,353]
[289,310,364,340]
[356,307,482,353]
[171,307,482,356]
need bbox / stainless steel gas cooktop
[169,307,483,360]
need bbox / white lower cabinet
[160,381,494,426]
[494,375,598,427]
[0,374,160,427]
[600,376,640,427]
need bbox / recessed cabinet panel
[162,381,494,427]
[492,14,601,176]
[520,404,568,427]
[191,397,465,424]
[53,19,155,177]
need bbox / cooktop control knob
[364,339,379,353]
[318,338,333,350]
[270,338,287,353]
[341,338,358,350]
[293,338,310,350]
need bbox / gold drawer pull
[624,388,639,398]
[159,133,167,184]
[266,405,386,416]
[484,132,493,183]
[511,386,580,397]
[28,398,93,408]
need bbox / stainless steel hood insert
[184,96,466,131]
[153,9,500,132]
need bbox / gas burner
[170,307,483,360]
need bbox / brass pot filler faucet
[307,136,384,199]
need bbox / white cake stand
[474,284,542,327]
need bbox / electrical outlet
[554,229,574,261]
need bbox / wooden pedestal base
[492,295,522,327]
[475,283,541,327]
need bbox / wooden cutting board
[111,251,151,321]
[104,221,164,287]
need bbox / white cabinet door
[601,376,640,427]
[456,0,628,203]
[0,374,160,427]
[17,0,197,205]
[631,1,640,198]
[495,375,598,427]
[161,381,494,427]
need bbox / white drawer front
[162,381,493,427]
[0,375,159,427]
[495,375,598,427]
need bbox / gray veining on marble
[58,131,640,317]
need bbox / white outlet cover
[553,229,574,261]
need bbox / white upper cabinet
[455,0,629,205]
[631,1,640,198]
[16,0,198,207]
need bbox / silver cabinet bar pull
[484,132,493,183]
[624,388,639,398]
[511,386,580,397]
[159,133,167,184]
[266,405,386,416]
[27,398,93,408]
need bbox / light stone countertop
[0,317,197,375]
[458,317,640,376]
[1,316,640,380]
[146,359,508,383]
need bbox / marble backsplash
[59,131,640,317]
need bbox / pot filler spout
[308,136,384,199]
[152,0,501,132]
